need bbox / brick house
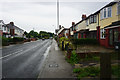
[97,2,120,48]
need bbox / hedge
[1,37,24,46]
[13,37,24,42]
[71,38,99,45]
[2,37,9,46]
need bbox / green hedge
[71,38,99,45]
[1,37,24,46]
[8,38,13,43]
[13,37,24,42]
[2,37,9,46]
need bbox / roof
[57,27,64,35]
[5,23,24,31]
[0,20,5,24]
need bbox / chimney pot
[10,22,14,26]
[82,14,87,20]
[72,22,75,26]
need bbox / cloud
[0,0,111,33]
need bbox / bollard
[100,52,111,80]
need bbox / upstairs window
[100,6,112,20]
[100,10,103,19]
[104,8,107,18]
[91,16,94,23]
[86,19,89,26]
[118,2,120,15]
[94,15,97,23]
[89,17,91,24]
[89,15,97,24]
[108,7,112,17]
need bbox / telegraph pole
[57,0,59,29]
[57,0,60,45]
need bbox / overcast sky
[0,0,113,33]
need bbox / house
[0,20,4,36]
[74,14,88,39]
[69,22,76,38]
[6,22,24,38]
[14,26,24,37]
[56,25,70,39]
[97,1,120,48]
[64,28,69,38]
[0,20,10,38]
[85,11,99,39]
[57,25,65,38]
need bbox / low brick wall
[77,52,100,58]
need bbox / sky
[0,0,113,33]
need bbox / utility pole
[57,0,60,46]
[57,0,59,29]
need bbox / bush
[66,50,79,64]
[2,37,9,46]
[73,66,100,79]
[13,37,24,42]
[8,38,13,43]
[71,38,99,45]
[112,65,120,77]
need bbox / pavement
[38,39,74,78]
[1,39,52,78]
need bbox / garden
[57,37,119,79]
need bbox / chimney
[72,22,75,26]
[59,25,61,29]
[10,22,14,26]
[82,14,87,20]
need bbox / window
[104,8,107,18]
[86,19,88,26]
[4,27,6,31]
[100,29,106,39]
[118,2,120,15]
[94,15,97,23]
[108,7,112,17]
[89,15,97,24]
[100,10,103,19]
[89,17,91,24]
[100,6,112,20]
[91,16,94,23]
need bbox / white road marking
[0,50,23,59]
[1,40,49,60]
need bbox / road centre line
[0,50,23,59]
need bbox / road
[0,39,52,78]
